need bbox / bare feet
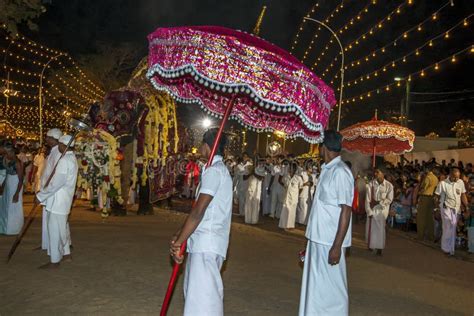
[62,254,73,263]
[38,262,60,269]
[32,246,43,251]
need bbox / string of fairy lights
[0,24,105,138]
[341,45,474,105]
[321,1,454,79]
[310,1,377,69]
[300,1,348,62]
[290,0,472,125]
[290,2,320,53]
[339,15,473,88]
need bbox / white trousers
[441,207,458,255]
[184,252,224,316]
[41,207,49,250]
[47,212,71,263]
[299,241,348,316]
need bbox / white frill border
[146,64,325,144]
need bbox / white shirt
[187,155,233,259]
[365,179,394,219]
[40,145,61,189]
[36,151,78,215]
[306,156,354,247]
[435,178,466,213]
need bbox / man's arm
[328,204,352,265]
[170,193,214,264]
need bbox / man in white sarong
[32,146,46,193]
[365,166,394,255]
[235,153,252,216]
[279,163,300,230]
[435,167,468,256]
[300,130,354,316]
[170,128,232,316]
[36,135,78,269]
[261,158,273,216]
[37,128,63,251]
[244,165,265,224]
[296,163,313,225]
[269,155,286,219]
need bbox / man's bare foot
[32,246,43,251]
[38,262,60,269]
[62,255,73,263]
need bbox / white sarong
[299,241,348,316]
[184,252,224,316]
[47,212,71,263]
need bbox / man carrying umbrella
[169,128,232,316]
[299,130,354,315]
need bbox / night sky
[28,0,474,137]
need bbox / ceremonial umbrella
[147,25,336,315]
[340,111,415,168]
[340,111,415,248]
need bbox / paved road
[0,198,473,315]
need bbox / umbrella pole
[160,94,236,316]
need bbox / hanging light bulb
[445,32,450,39]
[451,55,456,62]
[429,40,433,47]
[432,13,437,20]
[464,19,468,26]
[434,63,439,70]
[420,70,425,77]
[417,25,422,31]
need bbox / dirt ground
[0,197,473,315]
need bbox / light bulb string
[342,45,472,104]
[322,1,455,76]
[343,15,473,87]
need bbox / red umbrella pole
[160,94,236,316]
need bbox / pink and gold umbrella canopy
[147,26,336,143]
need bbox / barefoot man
[36,135,78,268]
[170,128,232,316]
[299,130,354,315]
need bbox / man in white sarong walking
[235,153,252,216]
[365,166,394,256]
[170,128,232,316]
[299,130,354,316]
[244,165,265,224]
[279,163,300,230]
[435,167,468,256]
[269,155,286,219]
[296,163,313,225]
[36,135,78,269]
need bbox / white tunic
[245,175,262,224]
[365,179,394,250]
[279,174,301,229]
[187,155,233,259]
[37,151,78,215]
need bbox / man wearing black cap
[299,130,354,316]
[365,165,394,255]
[169,128,232,316]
